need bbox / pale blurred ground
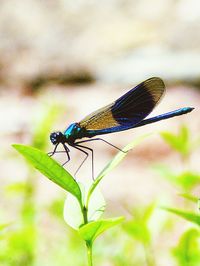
[0,1,200,265]
[0,0,200,197]
[1,0,200,86]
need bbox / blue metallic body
[49,77,194,179]
[62,107,194,141]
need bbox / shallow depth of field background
[1,1,200,266]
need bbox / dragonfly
[49,77,194,179]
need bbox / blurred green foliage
[1,104,62,266]
[160,125,200,266]
[161,125,191,159]
[2,117,200,266]
[173,228,200,266]
[123,203,156,266]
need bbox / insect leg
[74,144,94,180]
[48,143,59,156]
[62,144,71,166]
[76,138,127,153]
[50,151,68,154]
[71,145,90,179]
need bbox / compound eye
[50,132,58,144]
[50,131,65,145]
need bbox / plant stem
[82,204,93,265]
[82,206,88,224]
[86,241,93,266]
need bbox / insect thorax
[64,122,85,142]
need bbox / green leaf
[12,144,82,204]
[162,207,200,226]
[64,193,83,229]
[179,193,198,203]
[123,203,155,244]
[86,135,149,207]
[5,182,29,194]
[180,125,189,144]
[143,202,156,222]
[154,164,200,191]
[78,217,124,243]
[6,224,37,258]
[176,171,200,191]
[0,223,11,231]
[161,125,190,156]
[64,182,105,229]
[87,187,105,222]
[123,220,150,244]
[173,228,200,266]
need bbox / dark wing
[79,77,165,135]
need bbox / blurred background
[1,1,200,265]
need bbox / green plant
[160,125,199,162]
[154,125,200,265]
[173,228,200,266]
[162,182,200,266]
[12,136,147,265]
[1,104,61,266]
[123,203,156,266]
[155,125,200,193]
[159,125,200,223]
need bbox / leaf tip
[12,143,21,151]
